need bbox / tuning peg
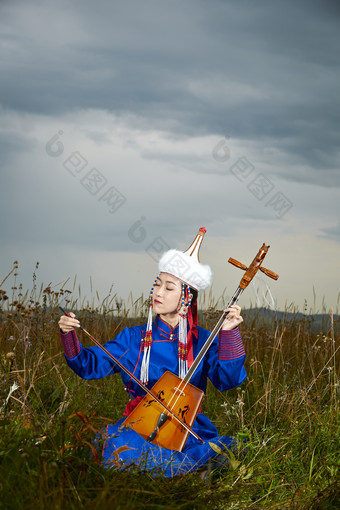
[259,266,279,280]
[228,258,248,271]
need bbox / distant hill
[241,307,340,333]
[197,307,339,333]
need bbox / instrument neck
[183,286,243,383]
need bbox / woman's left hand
[221,304,243,331]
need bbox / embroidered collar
[154,315,179,340]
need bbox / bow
[59,306,204,444]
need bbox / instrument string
[164,286,245,417]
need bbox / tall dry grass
[0,261,339,509]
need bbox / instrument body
[123,371,204,451]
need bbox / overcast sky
[1,0,339,313]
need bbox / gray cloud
[0,130,36,165]
[1,0,339,184]
[321,222,340,243]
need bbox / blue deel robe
[64,315,247,476]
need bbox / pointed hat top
[158,227,212,291]
[183,227,207,261]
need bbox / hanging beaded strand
[140,276,158,384]
[187,286,192,308]
[178,282,189,379]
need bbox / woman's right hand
[58,312,80,334]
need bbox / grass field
[0,264,339,509]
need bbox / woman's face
[152,272,182,316]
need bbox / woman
[58,227,246,477]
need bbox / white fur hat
[158,227,212,291]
